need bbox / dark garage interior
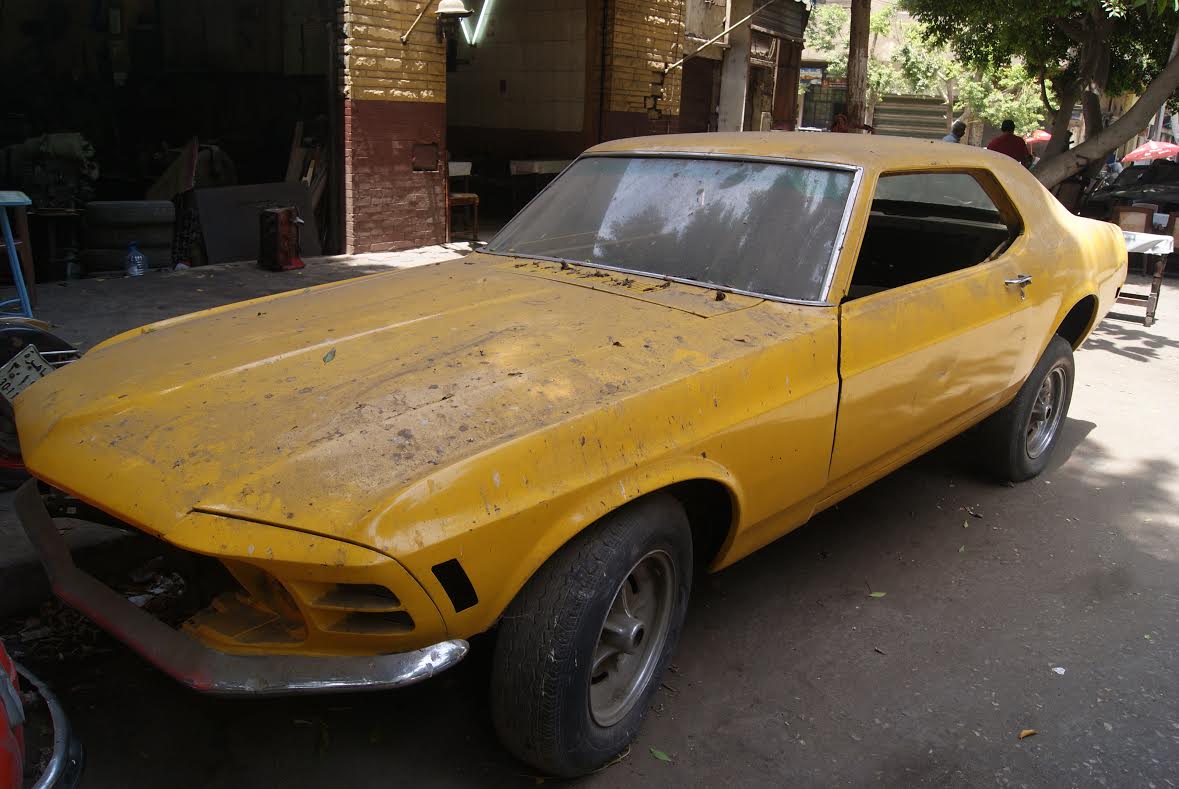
[0,0,342,282]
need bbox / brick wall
[342,0,447,101]
[606,0,685,118]
[340,0,448,253]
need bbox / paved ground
[4,272,1177,788]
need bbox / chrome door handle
[1004,274,1033,287]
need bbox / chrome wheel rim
[589,550,675,727]
[1026,366,1067,459]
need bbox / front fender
[392,454,743,638]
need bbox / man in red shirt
[986,119,1033,166]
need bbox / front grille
[294,582,418,636]
[324,611,415,635]
[313,584,401,611]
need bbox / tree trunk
[1080,91,1105,176]
[1042,78,1079,159]
[846,0,871,128]
[1035,26,1179,188]
[1081,91,1103,140]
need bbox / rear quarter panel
[988,161,1126,364]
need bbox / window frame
[483,151,866,307]
[845,167,1028,300]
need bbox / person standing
[942,121,967,143]
[830,113,876,134]
[986,119,1033,166]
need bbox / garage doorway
[0,0,343,279]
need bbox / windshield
[486,156,855,302]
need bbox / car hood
[16,254,763,544]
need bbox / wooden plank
[285,121,305,182]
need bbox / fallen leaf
[868,591,887,598]
[962,521,970,529]
[959,545,966,553]
[965,507,983,518]
[650,748,673,762]
[323,348,336,364]
[1018,729,1037,740]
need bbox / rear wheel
[981,335,1075,482]
[490,493,692,777]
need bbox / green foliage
[957,64,1048,133]
[806,3,849,55]
[894,24,1047,133]
[805,2,907,97]
[899,0,1179,99]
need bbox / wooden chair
[1114,205,1152,233]
[448,161,479,243]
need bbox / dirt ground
[8,275,1178,788]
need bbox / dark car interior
[845,174,1022,301]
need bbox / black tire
[84,200,175,226]
[80,246,173,274]
[491,493,693,777]
[84,224,174,248]
[980,335,1075,482]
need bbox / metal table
[509,159,571,210]
[1119,230,1173,327]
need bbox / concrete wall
[448,0,588,133]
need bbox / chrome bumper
[14,480,468,696]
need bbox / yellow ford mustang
[15,133,1125,776]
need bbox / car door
[826,169,1037,491]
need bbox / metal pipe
[663,0,777,74]
[400,2,433,45]
[16,662,82,789]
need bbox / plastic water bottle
[125,242,147,277]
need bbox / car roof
[586,131,1016,173]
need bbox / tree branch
[1055,17,1087,44]
[1039,68,1058,118]
[1035,24,1179,188]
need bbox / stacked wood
[285,122,332,246]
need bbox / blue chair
[0,191,33,318]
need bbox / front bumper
[14,481,468,696]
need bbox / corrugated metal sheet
[753,0,808,42]
[873,95,950,140]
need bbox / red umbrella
[1025,130,1052,143]
[1122,140,1179,163]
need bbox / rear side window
[873,173,997,213]
[845,170,1023,300]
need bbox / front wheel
[490,493,693,777]
[980,335,1075,482]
